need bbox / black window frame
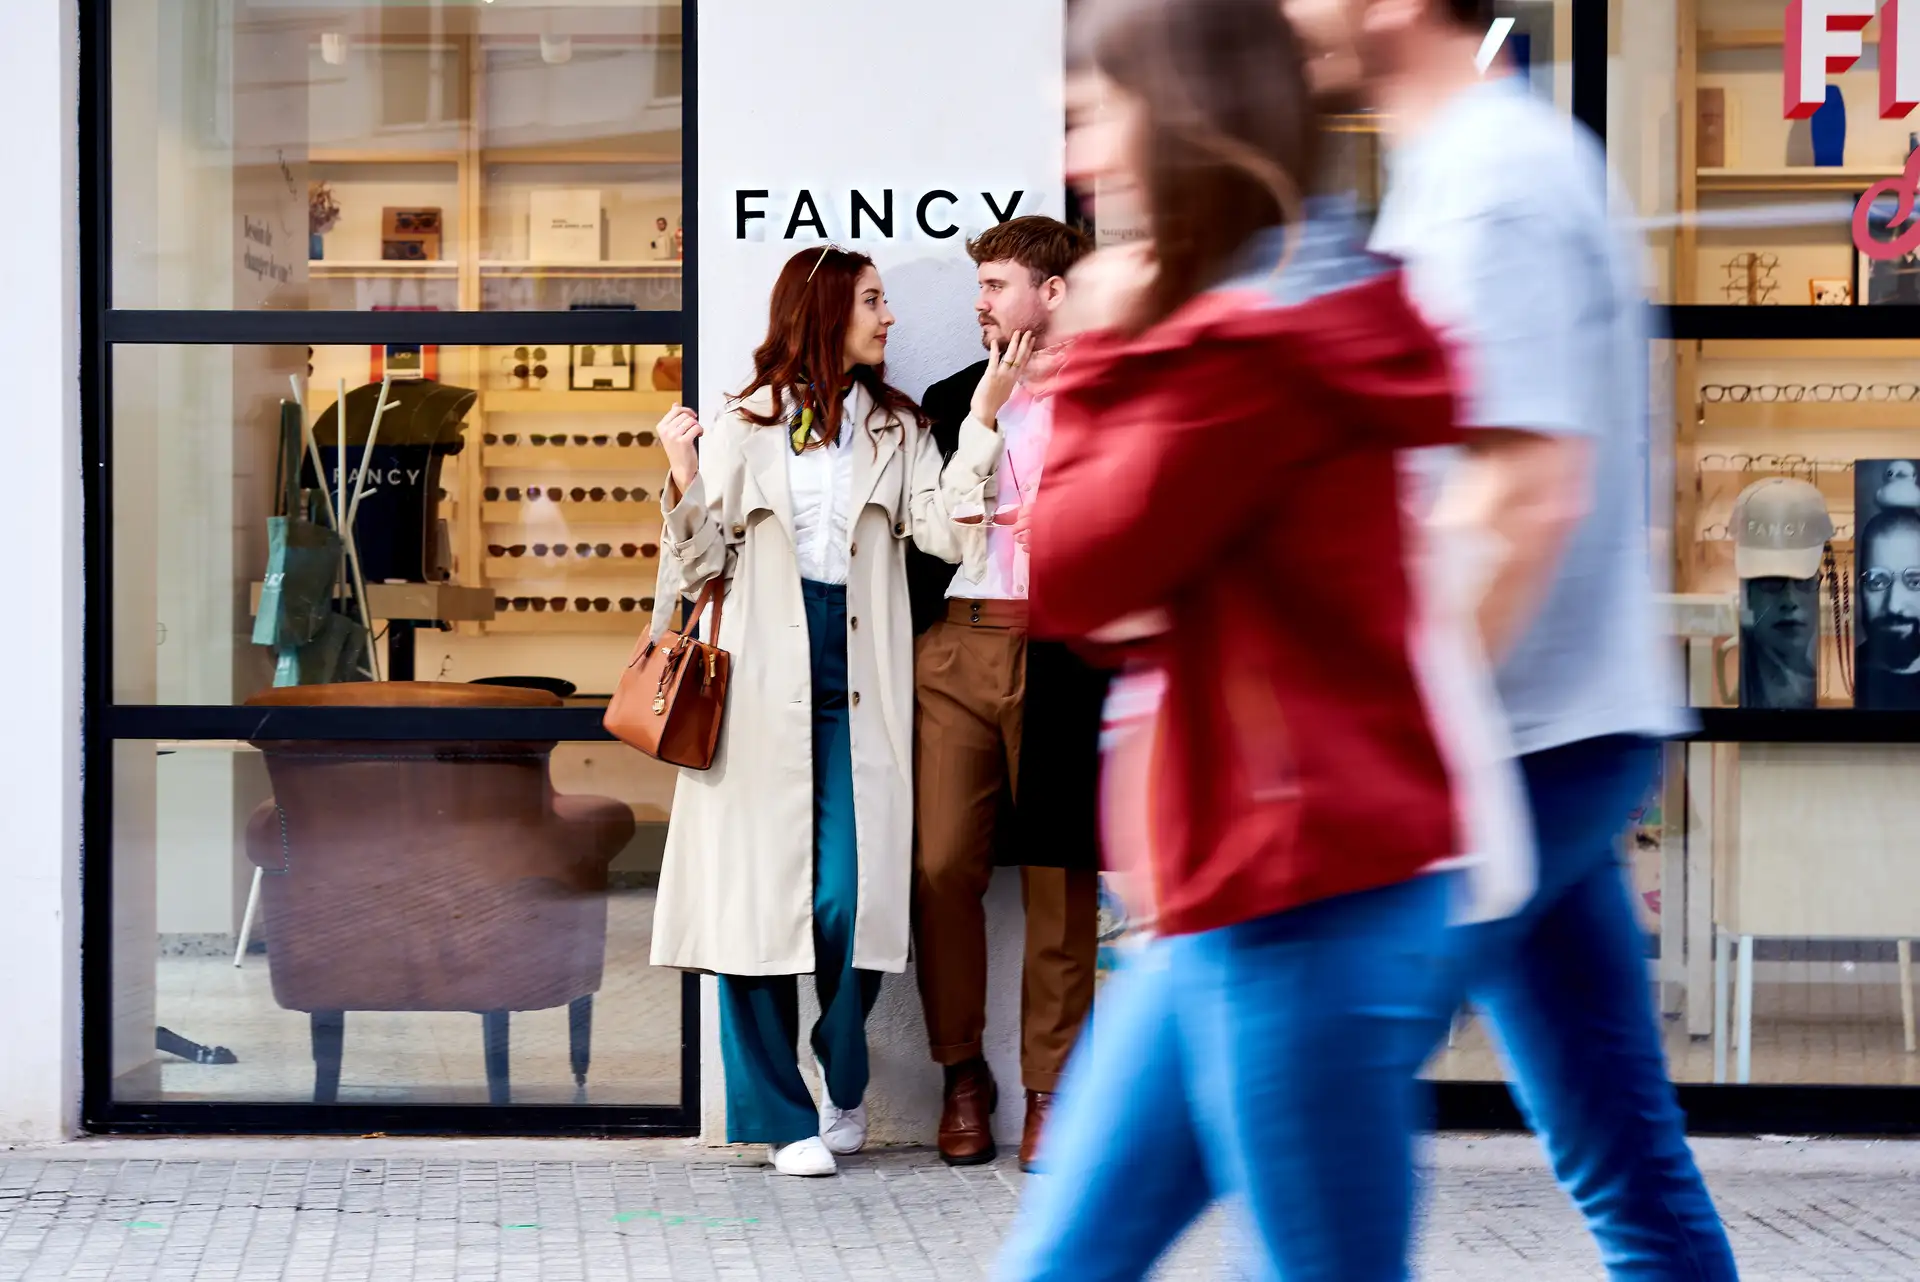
[79,0,703,1136]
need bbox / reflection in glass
[112,0,684,311]
[117,737,680,1106]
[112,344,678,706]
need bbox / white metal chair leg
[1899,939,1916,1054]
[233,866,263,968]
[1712,929,1730,1084]
[1735,934,1756,1085]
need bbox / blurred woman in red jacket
[997,0,1472,1279]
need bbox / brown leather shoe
[1019,1090,1055,1173]
[937,1059,998,1166]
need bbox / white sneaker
[819,1098,868,1155]
[768,1136,837,1177]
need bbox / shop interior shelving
[302,22,685,642]
[1667,0,1920,637]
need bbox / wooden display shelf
[248,581,494,622]
[479,261,682,277]
[485,610,659,635]
[1697,402,1920,431]
[1699,28,1877,52]
[1696,167,1894,194]
[481,146,681,166]
[483,443,666,472]
[311,148,462,166]
[1700,340,1920,360]
[486,555,661,581]
[481,499,657,525]
[309,260,460,278]
[480,389,678,415]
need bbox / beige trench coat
[647,383,999,975]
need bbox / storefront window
[1615,0,1920,306]
[111,342,678,704]
[112,738,682,1107]
[91,0,693,1131]
[111,0,684,311]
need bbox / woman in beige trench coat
[648,246,997,1177]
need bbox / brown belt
[945,597,1028,628]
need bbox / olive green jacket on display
[649,382,998,976]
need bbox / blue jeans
[998,873,1455,1282]
[717,581,882,1145]
[1456,735,1737,1281]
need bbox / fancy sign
[1788,1,1920,258]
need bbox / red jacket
[1028,269,1461,937]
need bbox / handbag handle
[685,577,725,648]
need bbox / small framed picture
[570,344,634,390]
[1809,278,1853,306]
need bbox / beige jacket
[647,382,999,975]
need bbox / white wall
[0,0,82,1140]
[697,0,1065,1145]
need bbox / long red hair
[733,246,925,447]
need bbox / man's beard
[1866,614,1920,673]
[981,314,1046,349]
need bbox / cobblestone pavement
[0,1136,1913,1280]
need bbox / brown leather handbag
[604,580,731,769]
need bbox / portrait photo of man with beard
[1854,460,1920,710]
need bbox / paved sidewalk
[0,1135,1913,1280]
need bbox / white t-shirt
[1369,75,1688,754]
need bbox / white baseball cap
[1732,478,1833,580]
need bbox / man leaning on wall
[904,216,1109,1173]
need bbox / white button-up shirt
[786,387,858,586]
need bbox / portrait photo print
[1853,459,1920,708]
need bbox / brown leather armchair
[242,682,635,1105]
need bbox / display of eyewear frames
[532,543,570,557]
[1700,383,1920,403]
[484,430,657,447]
[495,596,570,612]
[1719,252,1780,305]
[572,543,616,558]
[488,544,528,557]
[616,597,656,612]
[570,487,608,502]
[575,597,613,612]
[618,543,660,558]
[611,487,649,502]
[1696,453,1855,472]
